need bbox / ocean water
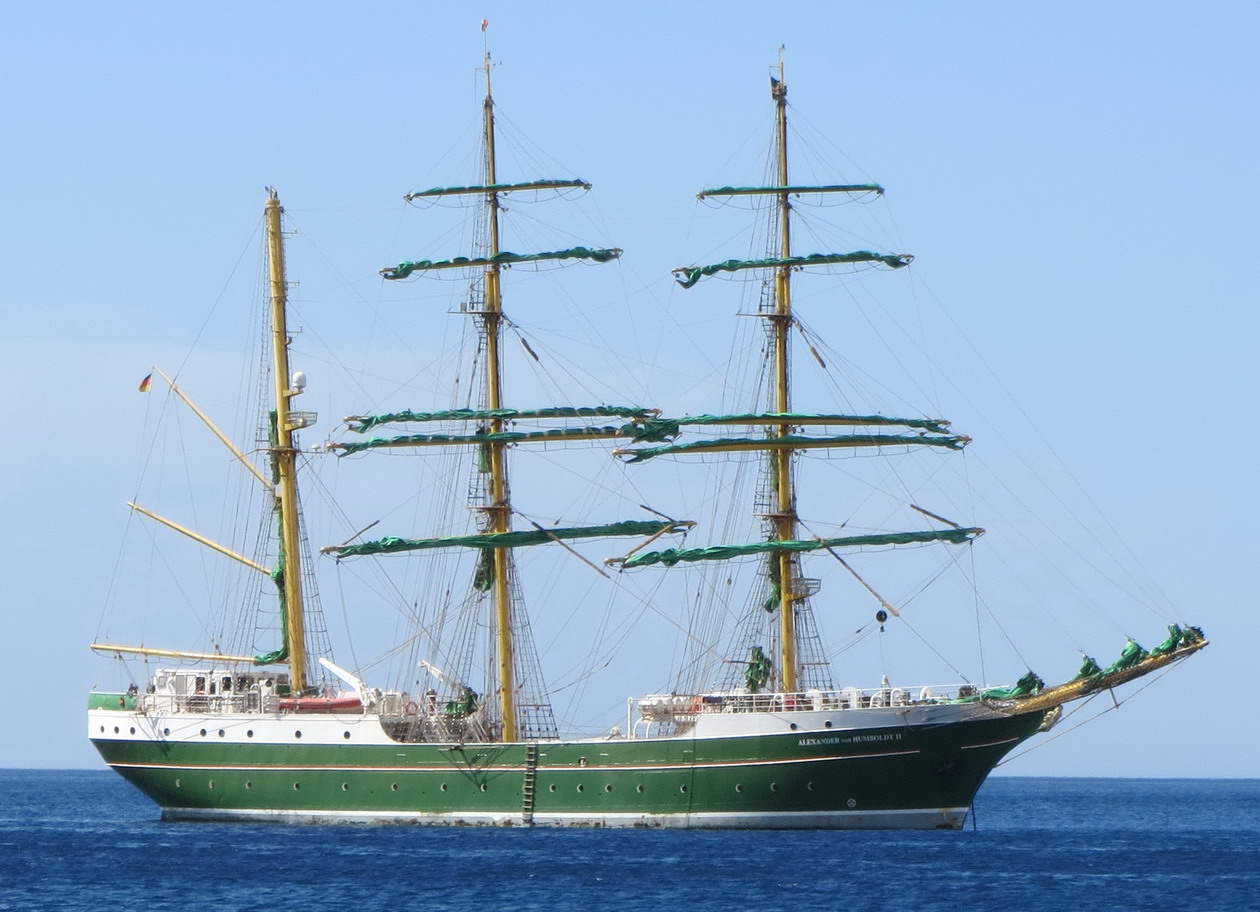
[1,770,1256,912]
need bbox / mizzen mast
[264,188,310,693]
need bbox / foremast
[769,65,800,691]
[618,59,978,694]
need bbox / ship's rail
[636,683,982,723]
[136,691,275,714]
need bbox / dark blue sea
[2,771,1257,912]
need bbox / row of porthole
[100,725,355,741]
[114,723,831,739]
[171,779,807,795]
[175,779,491,794]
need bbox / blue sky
[1,2,1256,776]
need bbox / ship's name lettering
[797,732,903,747]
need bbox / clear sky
[1,2,1256,776]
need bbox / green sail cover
[619,527,983,568]
[675,413,951,433]
[406,179,590,200]
[745,646,773,694]
[1104,639,1149,674]
[673,251,912,289]
[980,671,1044,700]
[254,412,289,666]
[346,406,655,434]
[383,247,621,280]
[618,433,967,463]
[336,422,674,456]
[1149,624,1185,657]
[698,183,884,198]
[1073,654,1103,680]
[331,520,690,558]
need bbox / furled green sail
[383,247,621,280]
[329,520,691,559]
[616,432,968,463]
[335,421,676,456]
[345,406,656,434]
[674,413,952,433]
[980,671,1044,700]
[1104,639,1149,674]
[673,251,912,289]
[698,183,884,199]
[617,527,983,568]
[406,179,591,200]
[745,646,773,694]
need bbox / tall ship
[89,53,1205,828]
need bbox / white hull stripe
[160,805,970,829]
[960,736,1020,751]
[105,747,921,776]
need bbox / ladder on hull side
[521,742,539,826]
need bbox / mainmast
[332,42,650,743]
[478,53,519,742]
[264,189,309,693]
[769,61,800,692]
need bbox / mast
[770,60,799,692]
[479,52,517,742]
[264,189,309,693]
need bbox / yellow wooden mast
[264,189,309,693]
[479,52,518,742]
[770,59,799,693]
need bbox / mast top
[772,48,787,101]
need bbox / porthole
[293,782,301,791]
[735,784,744,793]
[245,781,253,790]
[479,783,488,792]
[441,783,448,792]
[680,784,688,794]
[113,726,120,734]
[789,722,798,731]
[578,757,588,767]
[824,720,833,729]
[129,727,136,735]
[548,784,557,792]
[604,784,612,793]
[208,780,215,790]
[343,731,351,740]
[99,726,105,734]
[163,728,170,736]
[294,730,302,739]
[847,798,857,808]
[246,730,254,738]
[770,783,779,792]
[636,784,644,793]
[807,782,816,792]
[218,729,225,738]
[391,783,398,792]
[174,778,182,788]
[341,783,349,792]
[577,784,585,793]
[199,729,207,737]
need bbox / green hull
[91,707,1045,829]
